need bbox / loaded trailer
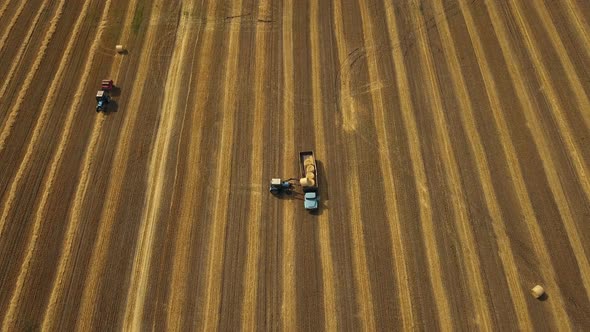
[299,151,319,210]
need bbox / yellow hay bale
[531,285,545,299]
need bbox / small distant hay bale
[116,45,125,53]
[531,285,545,299]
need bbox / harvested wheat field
[1,0,590,330]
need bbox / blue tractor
[96,90,110,112]
[269,178,297,195]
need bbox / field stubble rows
[0,0,589,330]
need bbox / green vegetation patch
[132,4,144,34]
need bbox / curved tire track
[333,1,376,330]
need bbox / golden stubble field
[0,0,589,330]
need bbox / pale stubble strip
[200,0,243,329]
[332,0,376,330]
[356,0,415,329]
[384,3,452,330]
[432,0,532,329]
[459,0,572,328]
[309,0,338,330]
[280,0,296,329]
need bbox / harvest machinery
[270,151,319,211]
[96,79,114,112]
[96,90,110,112]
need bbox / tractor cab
[304,192,318,210]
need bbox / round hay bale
[304,157,314,166]
[306,172,315,179]
[306,165,315,173]
[116,45,125,53]
[531,285,545,299]
[308,178,315,186]
[300,177,309,186]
